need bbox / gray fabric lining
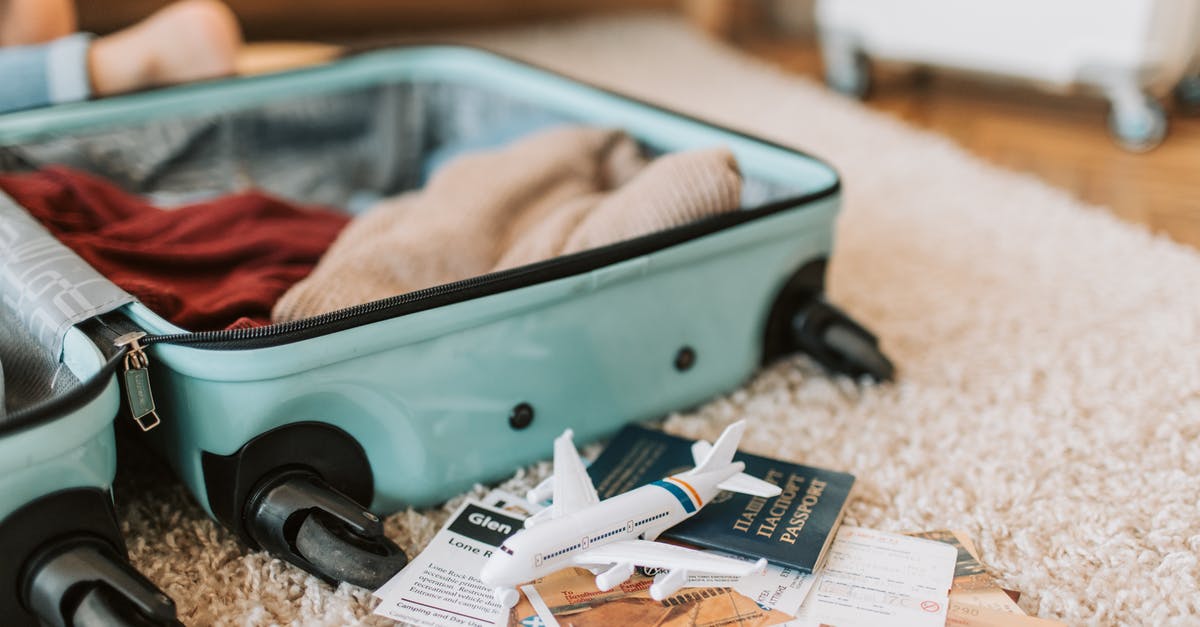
[0,192,134,356]
[0,304,79,418]
[2,82,800,209]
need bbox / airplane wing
[549,429,599,517]
[574,540,766,577]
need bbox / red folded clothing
[0,166,350,331]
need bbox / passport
[587,425,854,574]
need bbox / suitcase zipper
[133,184,838,351]
[139,265,530,349]
[113,331,161,432]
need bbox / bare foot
[88,0,242,97]
[0,0,77,46]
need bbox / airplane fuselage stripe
[651,480,697,513]
[668,477,703,507]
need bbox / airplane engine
[594,562,635,591]
[649,568,688,600]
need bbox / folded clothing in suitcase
[0,45,892,590]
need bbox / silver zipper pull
[114,331,161,432]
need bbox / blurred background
[75,0,1200,247]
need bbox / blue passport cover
[587,425,854,574]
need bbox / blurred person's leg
[0,0,241,114]
[0,0,76,46]
[88,0,241,97]
[0,33,91,113]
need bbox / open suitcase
[0,45,892,592]
[0,306,178,625]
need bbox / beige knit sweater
[271,126,742,322]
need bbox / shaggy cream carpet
[117,14,1200,626]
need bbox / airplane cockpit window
[499,544,515,555]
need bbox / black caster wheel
[246,470,408,590]
[762,260,895,382]
[1108,96,1167,152]
[295,510,410,590]
[819,318,895,381]
[71,586,183,627]
[792,299,894,382]
[24,540,180,627]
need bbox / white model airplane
[479,420,783,608]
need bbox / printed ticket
[908,529,1026,616]
[787,526,957,627]
[373,500,524,627]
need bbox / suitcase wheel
[245,470,407,590]
[762,259,894,382]
[24,539,180,627]
[791,299,895,382]
[294,510,408,590]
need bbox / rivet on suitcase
[0,45,892,589]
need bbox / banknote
[510,567,794,627]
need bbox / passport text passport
[587,425,854,574]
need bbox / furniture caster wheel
[1174,75,1200,114]
[295,510,410,590]
[246,470,407,590]
[1108,96,1167,152]
[821,39,871,99]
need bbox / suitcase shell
[0,316,177,626]
[0,46,887,588]
[816,0,1200,150]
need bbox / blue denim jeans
[0,33,92,114]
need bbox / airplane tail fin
[690,421,781,498]
[691,420,745,474]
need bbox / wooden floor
[738,38,1200,249]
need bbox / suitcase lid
[0,191,126,440]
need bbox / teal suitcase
[0,303,177,624]
[0,46,891,591]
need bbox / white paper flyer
[373,500,524,626]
